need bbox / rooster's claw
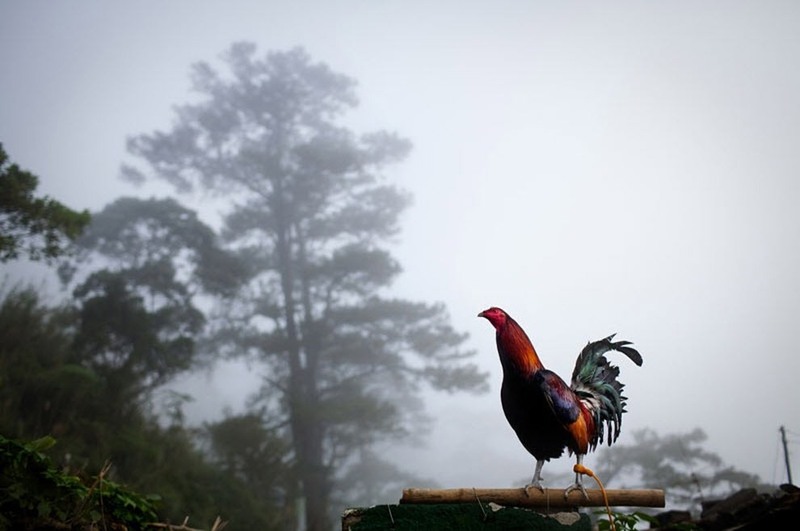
[523,481,545,497]
[563,482,590,500]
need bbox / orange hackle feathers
[478,307,543,374]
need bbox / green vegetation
[595,510,658,531]
[0,286,289,528]
[0,434,159,530]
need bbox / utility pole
[780,425,793,485]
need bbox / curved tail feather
[570,335,642,450]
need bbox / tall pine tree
[124,43,487,529]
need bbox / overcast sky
[2,0,799,496]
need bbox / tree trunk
[274,187,331,531]
[297,416,329,531]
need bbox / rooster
[478,307,642,497]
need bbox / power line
[785,427,800,437]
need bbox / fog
[2,0,799,499]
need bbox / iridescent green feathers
[570,334,643,449]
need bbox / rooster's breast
[500,374,569,461]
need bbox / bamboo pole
[401,488,665,508]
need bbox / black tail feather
[570,335,642,450]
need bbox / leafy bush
[0,434,160,529]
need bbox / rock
[700,488,759,521]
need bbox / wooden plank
[400,488,665,508]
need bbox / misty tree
[595,428,764,514]
[335,448,438,509]
[0,284,290,527]
[0,143,90,263]
[60,197,243,409]
[0,287,96,441]
[123,42,488,530]
[204,413,294,525]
